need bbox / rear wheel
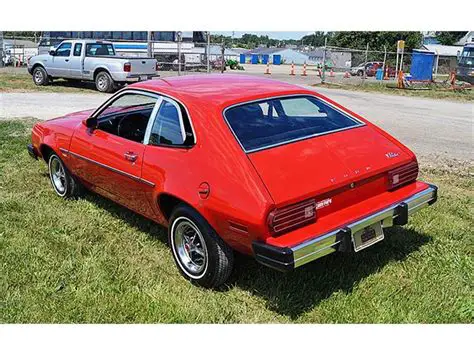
[32,66,50,86]
[95,71,115,93]
[48,153,83,199]
[169,204,234,288]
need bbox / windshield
[224,95,363,152]
[459,47,474,66]
[85,43,115,56]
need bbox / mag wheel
[95,71,115,93]
[169,204,234,288]
[48,153,83,199]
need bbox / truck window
[85,43,115,56]
[56,42,72,57]
[73,43,82,56]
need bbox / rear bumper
[252,184,438,272]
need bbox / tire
[32,66,50,86]
[95,71,115,93]
[47,153,83,199]
[169,204,234,288]
[357,70,364,77]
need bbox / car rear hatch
[248,124,414,219]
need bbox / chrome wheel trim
[97,74,108,91]
[49,155,67,196]
[171,217,208,279]
[34,69,44,84]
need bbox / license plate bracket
[352,222,384,252]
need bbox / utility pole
[220,42,225,73]
[321,37,327,83]
[363,42,369,79]
[0,31,4,68]
[382,45,387,83]
[147,31,153,58]
[206,31,210,73]
[177,31,182,76]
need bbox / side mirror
[83,117,97,130]
[49,49,56,56]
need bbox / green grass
[0,119,473,323]
[0,72,99,93]
[313,81,474,102]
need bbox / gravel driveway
[0,89,472,162]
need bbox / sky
[212,31,314,40]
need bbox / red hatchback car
[28,75,437,288]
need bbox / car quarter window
[56,42,72,57]
[73,43,82,56]
[96,93,158,144]
[148,99,194,147]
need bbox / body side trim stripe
[64,149,155,187]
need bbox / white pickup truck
[27,40,158,92]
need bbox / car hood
[44,109,95,128]
[247,125,412,206]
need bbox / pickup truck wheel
[32,66,50,86]
[95,71,115,93]
[169,204,234,288]
[48,153,83,199]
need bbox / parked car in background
[27,40,158,92]
[350,61,382,76]
[456,43,474,84]
[366,62,396,77]
[27,75,438,288]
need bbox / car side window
[56,42,72,57]
[96,93,158,143]
[148,99,194,147]
[73,43,82,56]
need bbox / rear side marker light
[268,199,317,236]
[123,63,131,72]
[388,161,419,190]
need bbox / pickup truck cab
[27,40,158,92]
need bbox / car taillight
[268,199,317,236]
[123,63,131,72]
[388,161,419,190]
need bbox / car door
[49,41,72,77]
[69,42,84,79]
[68,91,160,215]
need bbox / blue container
[273,54,281,65]
[410,50,435,81]
[239,54,246,64]
[262,54,269,64]
[376,68,384,80]
[251,54,258,64]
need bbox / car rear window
[86,43,115,56]
[224,95,363,152]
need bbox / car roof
[130,74,310,108]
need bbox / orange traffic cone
[290,62,295,76]
[383,67,389,80]
[301,62,307,76]
[343,71,350,78]
[329,68,335,77]
[317,68,321,77]
[264,62,271,75]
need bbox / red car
[28,75,437,288]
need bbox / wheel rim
[50,157,66,195]
[97,75,107,91]
[34,70,43,83]
[172,218,208,276]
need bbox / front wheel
[169,204,234,288]
[48,153,83,199]
[95,71,115,93]
[32,66,50,86]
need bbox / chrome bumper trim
[291,184,438,268]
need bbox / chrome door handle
[124,152,138,162]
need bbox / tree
[435,31,466,45]
[328,32,422,52]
